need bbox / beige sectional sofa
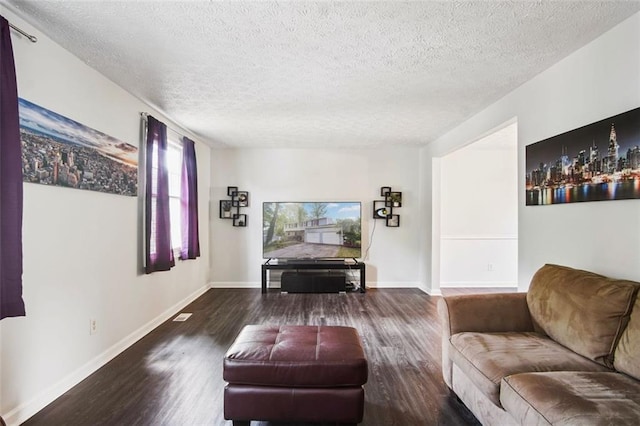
[439,264,640,425]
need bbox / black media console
[261,260,366,294]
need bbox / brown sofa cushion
[615,294,640,380]
[501,372,640,425]
[449,331,609,406]
[527,264,639,367]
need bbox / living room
[1,2,639,425]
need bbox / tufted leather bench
[223,325,368,425]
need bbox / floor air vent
[173,313,192,322]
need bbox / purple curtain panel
[0,16,26,319]
[144,116,174,273]
[180,137,200,260]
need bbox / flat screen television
[263,201,362,260]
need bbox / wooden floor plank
[21,288,503,426]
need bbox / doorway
[436,122,518,289]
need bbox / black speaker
[281,271,346,293]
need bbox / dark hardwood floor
[22,288,513,426]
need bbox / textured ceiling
[4,1,640,149]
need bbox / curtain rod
[140,112,192,141]
[9,22,37,43]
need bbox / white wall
[421,12,640,292]
[209,148,422,288]
[440,123,518,287]
[0,7,212,425]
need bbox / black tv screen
[263,202,362,259]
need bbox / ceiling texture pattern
[4,1,640,148]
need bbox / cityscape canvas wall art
[526,107,640,205]
[19,98,138,196]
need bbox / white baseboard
[209,281,424,290]
[209,281,445,296]
[440,281,517,288]
[365,281,420,289]
[3,284,210,426]
[416,284,442,296]
[209,281,259,288]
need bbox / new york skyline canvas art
[526,107,640,205]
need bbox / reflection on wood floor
[23,287,516,425]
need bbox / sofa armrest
[438,293,534,388]
[439,293,534,336]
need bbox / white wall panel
[439,123,518,287]
[209,148,422,288]
[440,237,518,287]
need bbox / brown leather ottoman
[223,325,368,425]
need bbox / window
[144,115,200,274]
[148,137,182,253]
[144,116,174,272]
[166,137,183,251]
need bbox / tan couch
[438,264,640,425]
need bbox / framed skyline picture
[525,107,640,205]
[19,98,138,196]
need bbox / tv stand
[286,259,344,265]
[261,260,365,294]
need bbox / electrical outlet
[89,318,97,335]
[487,263,494,272]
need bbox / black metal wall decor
[220,186,248,227]
[373,186,402,227]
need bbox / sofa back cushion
[527,264,639,368]
[614,294,640,379]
